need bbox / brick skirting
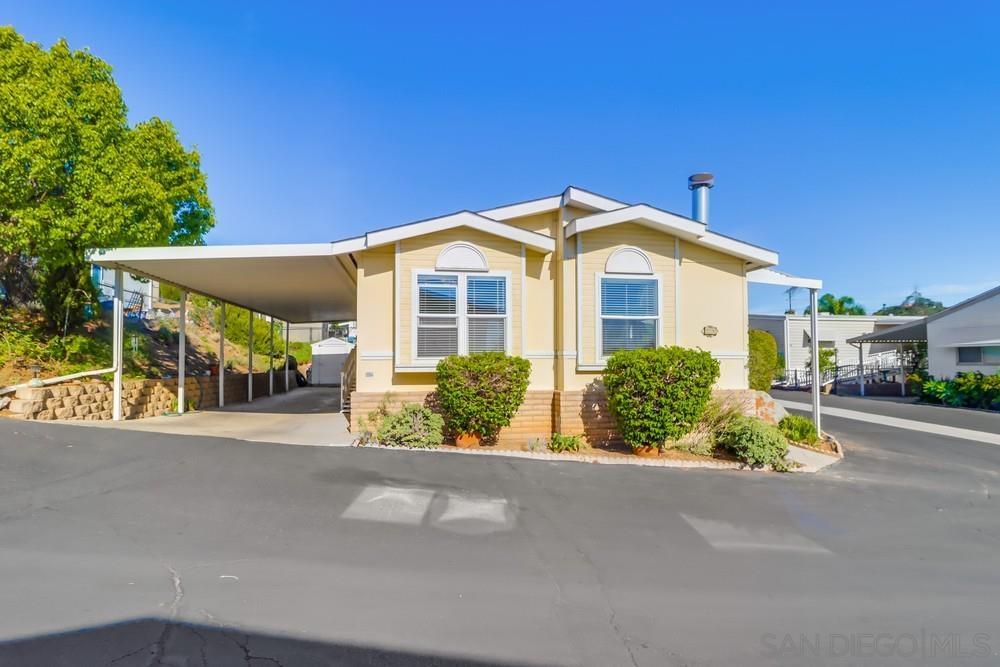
[5,371,297,421]
[351,385,780,448]
[349,390,556,446]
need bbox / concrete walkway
[778,396,1000,447]
[71,386,354,446]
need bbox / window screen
[417,275,458,357]
[958,347,982,363]
[467,276,506,352]
[600,277,658,356]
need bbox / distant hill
[874,290,945,316]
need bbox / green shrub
[675,398,743,456]
[435,353,531,439]
[806,348,837,374]
[377,403,444,448]
[215,305,284,354]
[602,346,720,451]
[355,393,392,445]
[718,415,790,470]
[748,329,779,391]
[778,414,819,445]
[548,433,582,453]
[920,371,1000,410]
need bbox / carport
[88,241,362,421]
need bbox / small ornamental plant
[778,414,819,446]
[435,352,531,442]
[718,415,790,470]
[376,403,444,448]
[547,433,582,453]
[602,346,720,452]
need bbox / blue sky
[5,1,999,314]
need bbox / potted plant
[602,346,720,455]
[435,352,531,447]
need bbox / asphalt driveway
[1,412,998,666]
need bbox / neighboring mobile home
[849,285,1000,380]
[750,313,922,371]
[90,175,820,441]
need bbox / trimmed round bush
[748,329,779,391]
[376,403,444,448]
[718,415,789,470]
[602,346,720,451]
[435,352,531,439]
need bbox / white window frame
[595,272,662,361]
[412,268,512,365]
[957,346,1000,365]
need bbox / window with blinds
[467,276,506,353]
[415,272,508,359]
[417,274,459,357]
[600,276,658,356]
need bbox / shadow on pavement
[0,617,541,666]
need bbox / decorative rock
[74,404,91,417]
[66,385,84,397]
[53,407,75,419]
[15,387,48,401]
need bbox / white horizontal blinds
[467,276,506,353]
[601,277,658,355]
[417,274,459,357]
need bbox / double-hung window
[415,272,508,360]
[416,274,459,358]
[599,275,659,357]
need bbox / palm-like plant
[807,293,867,316]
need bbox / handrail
[1,365,116,396]
[340,346,357,413]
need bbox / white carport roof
[88,242,360,323]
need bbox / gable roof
[474,186,778,268]
[363,210,555,253]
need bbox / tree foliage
[805,293,866,316]
[875,289,945,316]
[0,28,213,327]
[214,305,285,356]
[748,329,779,391]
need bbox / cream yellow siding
[354,247,395,393]
[577,223,678,367]
[397,228,523,367]
[678,240,749,389]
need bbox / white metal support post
[248,310,254,403]
[809,288,821,435]
[858,343,865,397]
[899,343,906,397]
[268,316,274,396]
[178,291,187,414]
[284,321,290,391]
[112,268,124,421]
[219,303,226,408]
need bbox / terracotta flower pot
[455,433,481,448]
[632,445,661,458]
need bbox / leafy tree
[875,289,945,316]
[805,293,867,316]
[0,28,213,328]
[748,329,779,391]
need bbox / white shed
[309,336,355,386]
